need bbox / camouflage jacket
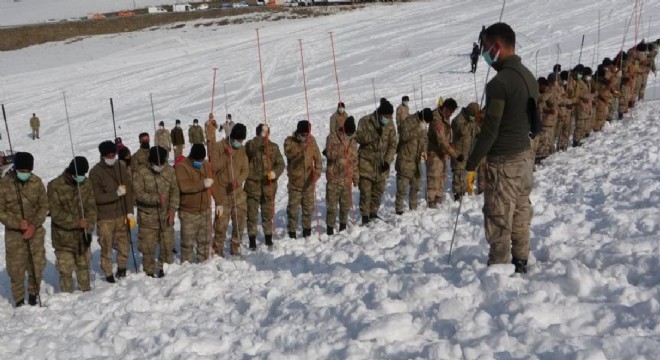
[329,111,347,134]
[395,113,427,178]
[395,104,410,133]
[245,135,285,183]
[131,147,150,174]
[155,129,172,151]
[175,158,211,214]
[325,130,358,186]
[47,172,97,252]
[29,116,40,130]
[356,112,397,181]
[450,109,480,169]
[188,125,205,145]
[428,109,457,159]
[171,126,185,146]
[0,172,48,232]
[284,134,323,191]
[89,160,134,221]
[133,163,179,229]
[205,120,218,143]
[211,138,248,205]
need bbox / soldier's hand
[380,162,390,172]
[456,154,465,163]
[204,178,214,189]
[166,211,175,226]
[420,152,428,161]
[116,185,127,197]
[215,206,224,218]
[159,194,166,205]
[267,171,277,181]
[125,214,136,230]
[19,219,29,231]
[81,232,93,248]
[224,146,234,156]
[78,218,88,230]
[466,171,476,195]
[23,223,36,240]
[231,180,239,190]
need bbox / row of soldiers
[533,39,658,162]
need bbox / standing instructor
[465,23,536,274]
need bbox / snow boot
[618,112,624,120]
[396,211,404,215]
[453,193,462,202]
[116,268,127,279]
[512,258,528,274]
[265,234,273,247]
[249,235,257,251]
[288,231,296,239]
[327,226,334,236]
[158,270,165,278]
[146,273,156,278]
[230,243,241,256]
[369,213,379,220]
[106,275,116,283]
[302,228,312,238]
[15,299,24,308]
[361,216,370,225]
[339,223,347,232]
[28,294,37,306]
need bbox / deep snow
[0,0,659,358]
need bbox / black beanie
[67,156,89,176]
[159,121,164,127]
[377,98,394,116]
[296,120,311,134]
[175,119,181,125]
[189,144,206,160]
[14,152,34,171]
[602,57,613,67]
[230,123,247,141]
[422,108,434,123]
[149,146,169,166]
[98,141,117,157]
[343,116,356,135]
[402,96,409,102]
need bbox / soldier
[356,98,397,224]
[325,116,358,234]
[395,109,431,214]
[224,114,235,138]
[571,65,591,147]
[466,22,536,274]
[245,123,285,249]
[205,113,218,150]
[211,124,248,256]
[188,118,205,145]
[155,121,172,154]
[535,77,558,163]
[284,120,323,237]
[395,96,410,131]
[427,98,461,208]
[29,113,40,140]
[470,42,480,73]
[115,137,132,168]
[557,70,574,150]
[593,67,614,132]
[0,152,48,307]
[601,58,619,121]
[450,102,480,201]
[329,102,347,134]
[171,119,185,158]
[616,51,633,118]
[134,146,179,278]
[131,133,151,174]
[89,141,135,283]
[47,156,96,293]
[175,144,213,263]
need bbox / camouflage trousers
[594,100,609,131]
[535,125,556,158]
[451,168,466,198]
[245,179,277,237]
[633,74,644,102]
[639,73,649,100]
[214,192,247,255]
[326,181,354,227]
[426,153,447,206]
[396,173,421,212]
[358,177,386,217]
[180,210,211,263]
[173,145,184,159]
[558,112,573,150]
[31,128,39,140]
[619,84,631,114]
[138,226,174,275]
[5,228,46,304]
[54,234,91,293]
[574,112,591,145]
[287,186,316,232]
[97,217,130,276]
[477,160,487,195]
[483,150,534,264]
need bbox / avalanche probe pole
[577,34,585,65]
[149,94,167,266]
[2,104,42,307]
[110,98,138,273]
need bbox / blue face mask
[482,44,499,66]
[379,116,389,126]
[16,171,31,182]
[75,175,86,183]
[231,139,243,149]
[193,161,203,169]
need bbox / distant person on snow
[396,96,410,132]
[325,116,358,235]
[155,121,172,155]
[224,114,235,138]
[171,119,185,158]
[329,102,348,134]
[470,42,480,73]
[29,113,40,140]
[188,118,205,145]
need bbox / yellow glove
[267,171,277,180]
[466,171,476,195]
[125,214,136,230]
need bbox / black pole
[578,34,585,64]
[109,98,138,273]
[2,104,42,307]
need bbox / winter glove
[456,154,464,163]
[203,178,214,188]
[267,171,277,180]
[81,231,93,249]
[125,214,136,230]
[215,206,224,218]
[380,162,390,172]
[116,185,127,197]
[19,219,29,231]
[420,152,428,161]
[466,171,476,195]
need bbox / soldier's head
[226,114,232,121]
[175,119,181,127]
[422,108,433,123]
[66,156,89,183]
[553,64,562,73]
[596,66,607,80]
[602,57,614,71]
[32,113,35,117]
[465,103,480,121]
[376,98,394,125]
[189,144,206,163]
[583,67,593,81]
[139,132,150,149]
[296,120,311,142]
[401,96,409,106]
[149,146,168,172]
[547,72,558,85]
[98,140,118,166]
[343,116,356,138]
[13,152,34,183]
[481,22,516,64]
[537,77,549,93]
[230,123,247,149]
[559,70,569,84]
[158,121,165,129]
[437,96,444,108]
[256,123,270,138]
[208,113,214,120]
[193,119,199,125]
[572,64,585,80]
[337,102,345,114]
[440,98,458,118]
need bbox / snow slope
[1,0,659,358]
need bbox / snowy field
[1,0,660,358]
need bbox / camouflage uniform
[89,160,134,277]
[133,164,179,275]
[395,113,427,212]
[47,173,97,292]
[29,115,40,139]
[245,135,285,238]
[325,129,359,228]
[188,124,205,145]
[155,128,172,153]
[536,88,558,158]
[175,158,212,263]
[329,111,347,134]
[427,108,458,206]
[593,77,613,131]
[557,81,573,151]
[171,126,185,158]
[211,139,249,255]
[571,77,591,145]
[284,134,323,234]
[395,103,410,133]
[355,113,397,217]
[205,119,218,146]
[450,106,480,197]
[0,172,48,304]
[131,147,150,174]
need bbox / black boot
[395,210,404,215]
[265,234,273,247]
[618,112,623,120]
[15,299,24,308]
[361,216,370,225]
[288,231,296,239]
[249,235,257,251]
[302,228,312,238]
[453,193,462,202]
[158,269,165,278]
[339,223,347,232]
[327,226,334,236]
[369,213,378,220]
[28,294,37,306]
[116,268,127,279]
[512,258,528,274]
[146,273,156,278]
[106,275,116,283]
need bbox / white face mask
[104,157,117,166]
[584,76,592,82]
[403,101,409,107]
[152,164,164,173]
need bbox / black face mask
[140,142,150,149]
